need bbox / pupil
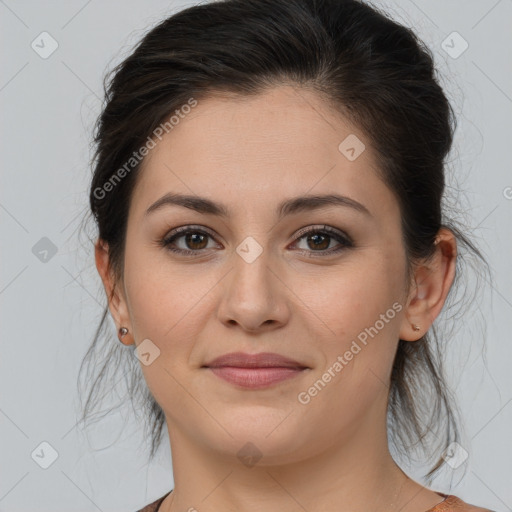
[308,234,329,250]
[187,233,207,249]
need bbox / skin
[95,85,457,512]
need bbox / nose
[216,244,290,333]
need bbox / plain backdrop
[1,1,511,511]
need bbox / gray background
[1,0,511,511]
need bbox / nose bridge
[217,234,289,330]
[231,235,275,304]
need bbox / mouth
[202,352,310,389]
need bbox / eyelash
[160,224,353,257]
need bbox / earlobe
[399,228,457,341]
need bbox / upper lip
[203,352,309,369]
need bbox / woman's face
[112,85,414,463]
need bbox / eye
[160,224,353,257]
[161,225,220,255]
[290,225,353,257]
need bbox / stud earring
[118,327,129,341]
[412,323,420,332]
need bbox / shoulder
[430,494,496,512]
[135,490,172,512]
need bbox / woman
[81,0,494,510]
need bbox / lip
[202,352,309,389]
[203,351,308,369]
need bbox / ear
[94,239,133,345]
[399,228,457,341]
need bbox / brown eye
[183,232,209,250]
[292,226,353,256]
[305,232,331,250]
[162,226,219,255]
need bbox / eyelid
[161,224,353,256]
[162,224,222,248]
[165,224,217,238]
[289,225,353,254]
[293,224,351,241]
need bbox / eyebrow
[144,192,371,219]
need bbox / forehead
[130,85,397,221]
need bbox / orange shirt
[136,491,495,512]
[425,494,494,511]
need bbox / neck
[159,400,432,512]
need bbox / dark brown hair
[78,0,488,481]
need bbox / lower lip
[206,366,307,389]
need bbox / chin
[203,408,312,465]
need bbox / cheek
[301,253,404,340]
[292,256,405,437]
[122,247,226,391]
[126,268,210,345]
[123,237,199,330]
[122,256,210,411]
[295,251,406,411]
